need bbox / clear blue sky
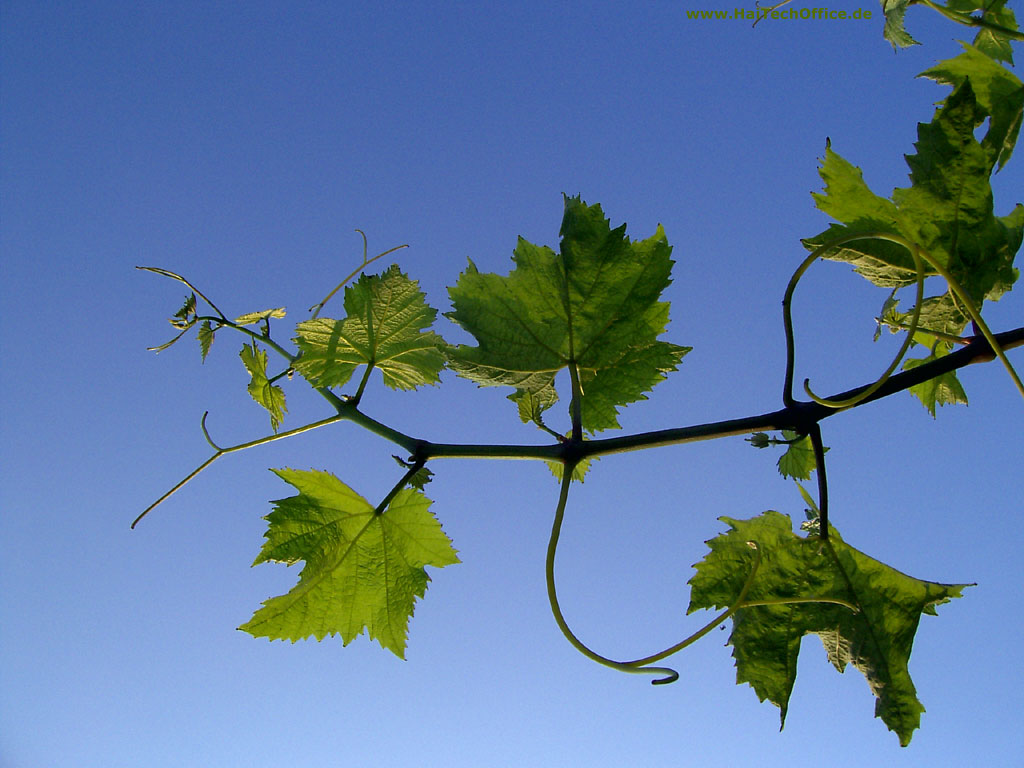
[2,2,1022,766]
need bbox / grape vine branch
[133,1,1023,748]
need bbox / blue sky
[2,2,1022,766]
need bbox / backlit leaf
[239,468,459,658]
[293,265,446,391]
[234,307,287,326]
[447,196,690,434]
[239,342,287,431]
[688,511,969,746]
[903,349,969,416]
[776,430,828,480]
[198,320,215,361]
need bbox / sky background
[2,2,1022,766]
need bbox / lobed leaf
[447,196,690,434]
[239,342,287,431]
[688,511,969,746]
[903,350,969,416]
[776,430,828,481]
[803,76,1022,414]
[239,468,459,657]
[293,265,446,391]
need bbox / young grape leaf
[776,430,828,480]
[234,307,287,326]
[447,196,690,434]
[239,342,287,431]
[239,468,459,658]
[688,511,969,746]
[881,0,919,49]
[392,455,434,490]
[293,265,446,391]
[171,293,197,328]
[903,350,969,416]
[197,320,215,361]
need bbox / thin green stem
[544,469,678,683]
[875,317,968,346]
[195,315,296,363]
[568,364,583,443]
[309,232,409,318]
[784,231,926,410]
[373,457,427,515]
[131,414,345,528]
[137,266,228,320]
[352,362,375,406]
[740,596,859,612]
[543,469,765,684]
[913,251,1024,402]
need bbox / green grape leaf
[239,468,459,658]
[805,150,919,289]
[803,79,1022,392]
[893,81,1019,305]
[776,430,828,480]
[688,511,970,747]
[293,265,446,391]
[198,320,215,362]
[447,196,691,433]
[239,342,287,431]
[903,348,969,416]
[171,293,197,329]
[919,42,1024,170]
[234,307,287,326]
[391,455,434,490]
[881,0,919,49]
[946,0,1019,63]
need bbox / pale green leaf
[293,265,446,391]
[234,307,287,326]
[198,320,215,362]
[903,349,969,416]
[239,342,287,431]
[776,430,828,481]
[239,468,459,658]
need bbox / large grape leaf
[688,511,969,747]
[446,196,690,434]
[803,78,1023,412]
[239,468,459,658]
[293,265,446,391]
